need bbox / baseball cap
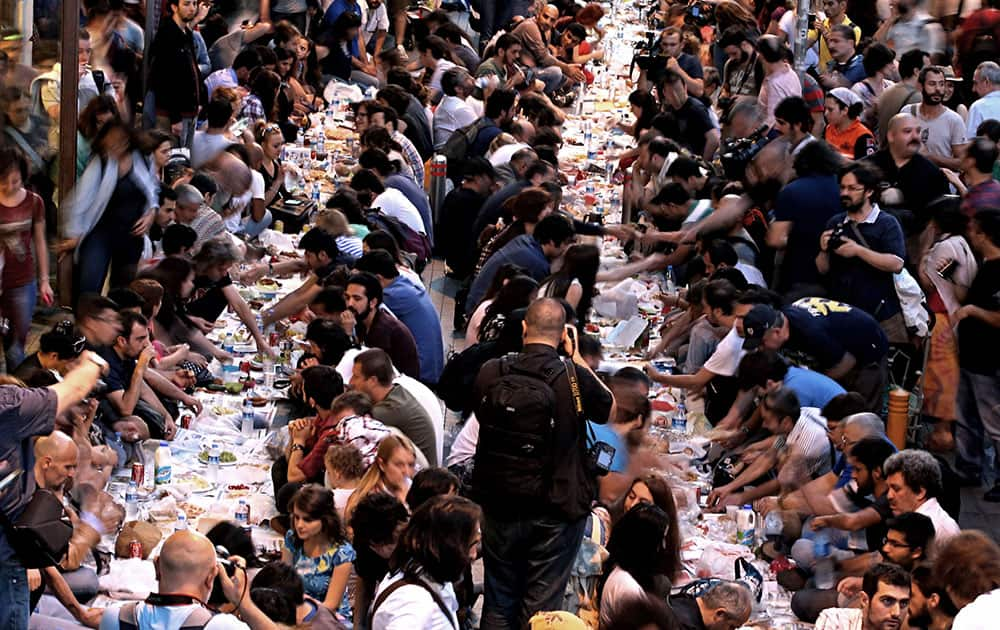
[742,304,783,350]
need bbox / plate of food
[255,277,280,289]
[211,405,240,417]
[174,472,214,494]
[197,449,238,466]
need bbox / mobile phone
[808,13,817,28]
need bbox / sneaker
[396,43,407,55]
[984,484,1000,502]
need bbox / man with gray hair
[668,580,754,630]
[968,61,1000,138]
[173,182,225,254]
[883,449,960,554]
[433,67,478,149]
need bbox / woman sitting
[344,435,418,522]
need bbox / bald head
[35,430,77,459]
[157,530,219,595]
[543,4,559,18]
[34,431,78,491]
[887,113,921,158]
[523,297,567,344]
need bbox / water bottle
[235,499,250,531]
[736,505,757,547]
[241,397,254,437]
[206,443,221,483]
[111,431,127,468]
[584,122,595,163]
[813,534,835,589]
[665,265,677,294]
[262,355,274,388]
[311,181,321,202]
[154,441,172,486]
[671,401,688,433]
[222,332,235,354]
[125,481,139,521]
[175,511,187,532]
[609,190,622,221]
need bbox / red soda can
[180,414,193,429]
[240,360,252,373]
[131,462,145,485]
[129,540,143,558]
[269,332,280,347]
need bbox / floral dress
[284,530,357,624]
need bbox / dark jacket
[149,18,204,122]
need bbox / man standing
[953,209,1000,500]
[817,25,865,89]
[719,27,760,101]
[0,356,107,630]
[876,0,945,57]
[901,66,968,171]
[876,49,928,147]
[510,5,585,95]
[960,138,1000,218]
[475,298,613,629]
[967,61,1000,138]
[818,161,908,342]
[355,249,445,385]
[345,272,421,380]
[148,0,203,148]
[756,35,802,127]
[658,26,704,98]
[808,0,861,71]
[439,158,496,281]
[350,348,438,466]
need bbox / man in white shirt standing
[362,0,390,56]
[433,68,477,149]
[882,449,961,556]
[967,61,1000,139]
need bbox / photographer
[817,162,908,343]
[0,352,108,630]
[718,26,760,102]
[99,530,277,630]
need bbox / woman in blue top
[282,484,356,623]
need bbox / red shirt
[0,190,43,289]
[296,413,341,481]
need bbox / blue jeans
[75,225,143,298]
[481,513,586,630]
[243,210,273,239]
[955,368,1000,482]
[531,66,564,94]
[2,280,36,372]
[0,556,30,630]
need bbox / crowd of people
[0,0,999,628]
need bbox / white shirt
[599,567,646,629]
[362,2,390,45]
[445,413,479,467]
[488,142,531,167]
[916,497,961,556]
[101,604,249,630]
[396,373,445,466]
[372,571,459,630]
[703,325,746,377]
[953,588,1000,630]
[433,95,478,149]
[428,59,457,96]
[372,188,427,235]
[785,408,832,475]
[967,90,1000,139]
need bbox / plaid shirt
[393,130,425,189]
[239,94,266,122]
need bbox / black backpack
[472,354,568,503]
[442,118,498,182]
[435,339,502,414]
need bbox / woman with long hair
[464,263,527,346]
[76,95,120,177]
[59,122,158,296]
[143,256,232,362]
[611,474,682,581]
[475,187,554,274]
[137,129,173,188]
[476,275,540,344]
[539,243,600,323]
[240,68,282,123]
[918,197,978,451]
[256,123,289,207]
[345,435,417,522]
[372,496,481,628]
[618,89,659,140]
[282,484,356,618]
[599,503,674,628]
[0,146,52,371]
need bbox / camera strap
[145,593,208,607]
[565,358,601,448]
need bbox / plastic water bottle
[584,122,595,162]
[154,441,172,486]
[814,534,835,589]
[125,481,139,521]
[671,401,688,433]
[174,511,187,532]
[235,499,250,531]
[223,332,235,353]
[262,356,275,389]
[311,181,321,202]
[609,190,622,221]
[111,431,127,469]
[241,397,254,437]
[665,265,677,294]
[206,443,221,483]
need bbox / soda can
[180,414,193,430]
[269,332,280,347]
[131,462,145,485]
[129,540,143,558]
[274,220,285,233]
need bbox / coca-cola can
[129,540,143,558]
[269,332,280,347]
[180,414,193,429]
[131,462,145,485]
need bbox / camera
[828,221,850,251]
[719,126,775,181]
[686,2,715,26]
[209,545,239,606]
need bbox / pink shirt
[759,63,803,126]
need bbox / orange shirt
[825,119,876,160]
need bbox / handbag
[0,488,74,568]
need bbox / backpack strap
[117,602,139,630]
[369,575,457,630]
[179,605,216,629]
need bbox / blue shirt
[383,276,445,383]
[829,54,866,85]
[833,434,898,489]
[386,174,434,245]
[771,174,841,292]
[586,421,628,473]
[467,234,550,315]
[783,366,846,410]
[324,0,363,58]
[284,530,356,620]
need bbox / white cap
[828,87,862,107]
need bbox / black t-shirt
[439,187,487,278]
[672,97,714,157]
[958,258,1000,375]
[187,273,234,322]
[865,151,949,234]
[782,298,889,369]
[12,354,45,382]
[97,346,136,395]
[667,594,707,630]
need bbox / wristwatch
[290,443,307,454]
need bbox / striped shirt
[393,130,425,189]
[777,408,832,477]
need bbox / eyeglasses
[882,536,912,549]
